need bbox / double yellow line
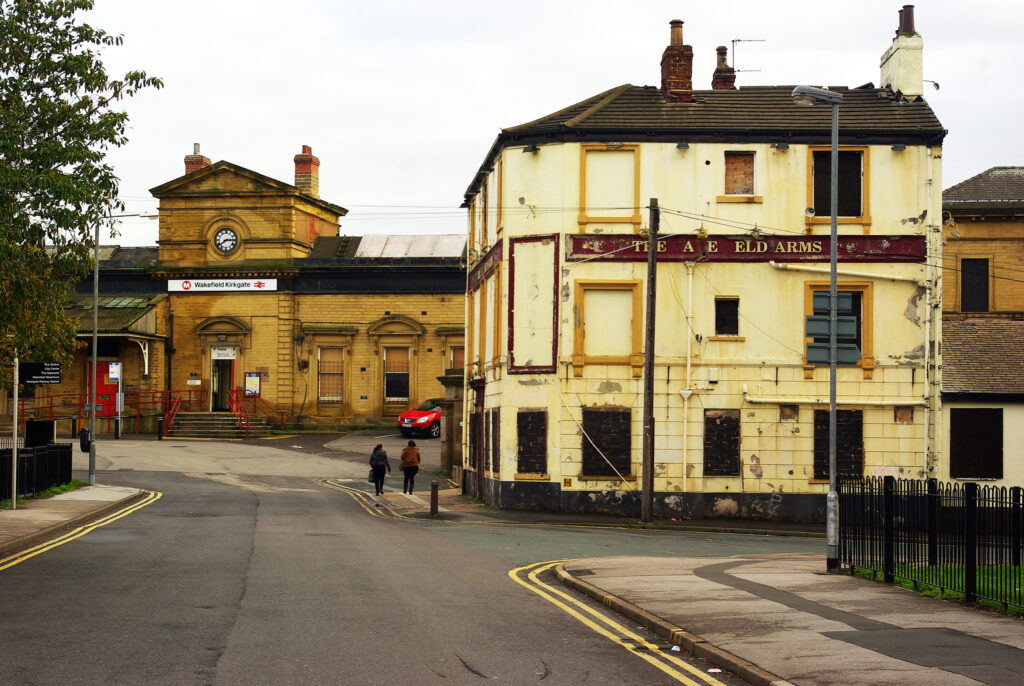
[0,490,162,571]
[509,560,729,686]
[318,478,407,520]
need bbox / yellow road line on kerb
[0,490,162,571]
[509,560,728,686]
[317,478,407,520]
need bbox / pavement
[3,438,1023,685]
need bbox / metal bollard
[430,480,439,517]
[157,416,163,440]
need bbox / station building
[15,146,465,432]
[461,11,946,520]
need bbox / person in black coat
[369,444,391,495]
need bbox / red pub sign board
[566,234,926,263]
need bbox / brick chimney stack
[661,19,693,103]
[294,145,320,198]
[184,143,211,174]
[711,46,736,90]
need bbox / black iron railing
[839,474,1024,610]
[0,443,73,499]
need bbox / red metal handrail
[163,391,184,438]
[244,394,289,430]
[15,390,206,435]
[227,389,252,438]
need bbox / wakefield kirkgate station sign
[167,279,278,292]
[566,235,926,263]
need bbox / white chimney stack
[880,5,924,98]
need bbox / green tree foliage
[0,0,161,379]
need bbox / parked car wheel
[429,421,440,438]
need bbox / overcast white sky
[85,0,1024,245]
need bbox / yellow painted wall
[465,140,944,496]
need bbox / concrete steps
[167,412,275,439]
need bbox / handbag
[398,461,405,471]
[368,469,374,482]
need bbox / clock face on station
[213,227,238,254]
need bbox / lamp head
[791,85,843,106]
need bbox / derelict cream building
[461,11,945,521]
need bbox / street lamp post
[89,213,155,486]
[792,85,843,573]
[89,220,99,486]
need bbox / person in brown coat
[399,440,421,494]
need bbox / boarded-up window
[469,412,482,471]
[813,409,864,479]
[483,407,491,472]
[383,347,409,401]
[517,410,547,474]
[581,407,631,476]
[715,298,739,336]
[813,150,863,217]
[583,149,636,219]
[811,290,862,365]
[960,259,989,313]
[451,346,465,370]
[950,408,1002,479]
[490,409,501,474]
[704,409,740,476]
[317,347,344,402]
[510,236,558,373]
[724,152,754,195]
[583,289,632,356]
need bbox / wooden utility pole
[641,199,659,523]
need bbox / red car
[398,398,443,438]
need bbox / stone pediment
[150,161,296,198]
[367,315,425,336]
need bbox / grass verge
[851,565,1024,617]
[0,479,87,508]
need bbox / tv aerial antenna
[731,38,766,74]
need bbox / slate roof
[99,246,159,264]
[467,84,945,198]
[504,85,944,136]
[942,319,1024,395]
[65,294,164,334]
[308,236,360,259]
[943,167,1024,210]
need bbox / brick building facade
[18,146,465,432]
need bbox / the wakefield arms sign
[566,234,926,262]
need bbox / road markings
[0,490,162,571]
[318,478,408,520]
[509,560,730,686]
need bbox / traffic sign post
[109,362,122,439]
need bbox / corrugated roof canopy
[354,234,466,258]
